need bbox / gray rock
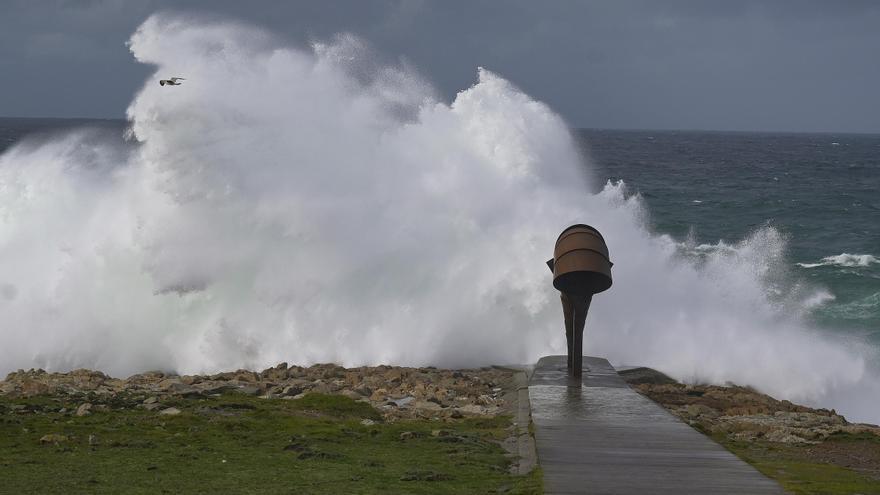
[177,388,205,398]
[234,385,260,396]
[311,383,334,394]
[341,390,363,400]
[281,385,304,396]
[196,383,234,395]
[156,378,183,390]
[75,403,92,417]
[158,407,181,416]
[412,400,443,411]
[180,375,199,386]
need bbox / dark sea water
[0,117,121,144]
[580,129,879,343]
[1,119,877,346]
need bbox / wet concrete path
[529,356,783,494]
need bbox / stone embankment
[620,367,880,444]
[0,363,517,421]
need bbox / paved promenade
[529,355,783,494]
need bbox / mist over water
[1,14,877,422]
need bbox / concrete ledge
[497,366,538,475]
[514,370,537,475]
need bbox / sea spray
[0,13,877,423]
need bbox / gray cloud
[1,0,878,132]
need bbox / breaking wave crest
[797,253,879,269]
[1,14,877,422]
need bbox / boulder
[340,390,363,400]
[233,370,260,383]
[180,375,200,386]
[412,400,443,412]
[457,404,487,416]
[196,383,235,395]
[391,396,415,407]
[233,385,261,396]
[261,363,290,382]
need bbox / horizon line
[1,115,878,137]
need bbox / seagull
[159,77,185,86]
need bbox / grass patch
[288,393,382,420]
[714,433,880,495]
[0,393,541,494]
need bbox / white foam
[797,253,879,269]
[802,290,836,309]
[0,13,877,423]
[796,262,825,269]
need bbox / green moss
[749,458,880,494]
[0,393,542,494]
[288,392,382,420]
[824,430,880,444]
[719,438,880,495]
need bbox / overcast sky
[1,0,878,133]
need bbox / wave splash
[0,14,877,422]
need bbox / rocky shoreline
[0,363,519,422]
[6,363,879,443]
[5,363,879,489]
[7,363,880,439]
[619,367,880,444]
[620,367,880,483]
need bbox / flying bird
[159,77,185,86]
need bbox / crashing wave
[0,13,878,423]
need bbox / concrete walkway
[529,356,783,494]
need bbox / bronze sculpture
[547,224,613,378]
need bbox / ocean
[581,129,879,343]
